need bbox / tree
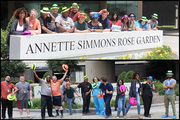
[118,71,127,81]
[1,61,27,79]
[124,70,135,83]
[46,60,81,76]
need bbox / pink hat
[129,97,137,105]
[119,85,126,93]
[122,15,129,20]
[65,82,71,86]
[22,30,33,36]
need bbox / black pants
[41,95,53,119]
[82,96,90,113]
[114,95,119,110]
[142,95,152,116]
[1,98,13,119]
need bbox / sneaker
[138,117,143,119]
[60,114,63,118]
[70,113,72,115]
[116,116,120,118]
[55,114,59,117]
[162,114,169,118]
[49,115,54,117]
[173,115,176,119]
[123,116,127,119]
[105,115,109,119]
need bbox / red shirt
[69,10,80,22]
[1,81,16,99]
[109,20,121,26]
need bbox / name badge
[24,91,27,93]
[7,89,10,92]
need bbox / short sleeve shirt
[15,82,32,100]
[88,21,103,29]
[1,81,16,99]
[135,21,148,29]
[163,78,176,95]
[55,15,74,33]
[99,82,114,97]
[63,87,77,98]
[74,21,88,30]
[149,19,158,29]
[50,80,62,96]
[40,79,52,96]
[98,15,110,29]
[38,16,52,33]
[77,82,92,97]
[26,17,40,30]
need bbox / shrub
[175,84,179,96]
[25,80,33,84]
[110,100,115,107]
[30,98,41,109]
[118,71,127,81]
[89,100,95,107]
[12,100,17,108]
[11,80,20,85]
[62,100,81,109]
[124,70,135,83]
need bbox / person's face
[152,17,157,22]
[79,17,85,22]
[93,17,98,23]
[135,74,140,80]
[62,11,69,18]
[72,7,78,13]
[5,76,11,82]
[141,21,146,26]
[84,78,88,82]
[94,78,98,83]
[113,14,117,20]
[19,10,25,19]
[30,11,37,20]
[167,75,173,78]
[42,13,48,19]
[52,76,57,82]
[124,18,128,23]
[66,84,70,89]
[52,9,58,14]
[46,75,50,82]
[20,76,25,82]
[102,13,107,19]
[118,80,122,86]
[147,78,152,83]
[129,14,135,20]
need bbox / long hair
[13,8,28,20]
[121,18,130,27]
[111,12,118,21]
[117,79,124,87]
[128,13,136,19]
[93,77,100,82]
[131,73,140,80]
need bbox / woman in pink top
[109,12,121,32]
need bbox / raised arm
[60,70,68,82]
[33,70,40,82]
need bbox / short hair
[30,9,37,15]
[117,79,124,86]
[138,20,147,24]
[100,77,107,82]
[131,73,140,79]
[13,8,28,20]
[128,13,136,19]
[93,77,100,82]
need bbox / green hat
[7,94,15,101]
[84,75,88,80]
[31,63,36,70]
[152,13,158,19]
[40,7,50,14]
[71,2,79,9]
[51,4,59,9]
[61,6,70,13]
[166,70,174,75]
[141,16,148,22]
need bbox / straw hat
[152,13,158,19]
[71,3,79,9]
[40,7,50,14]
[61,6,70,13]
[51,4,59,10]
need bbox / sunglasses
[130,16,135,17]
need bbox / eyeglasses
[130,16,135,17]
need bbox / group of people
[1,69,177,119]
[6,2,159,49]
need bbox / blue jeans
[93,96,105,115]
[126,92,141,114]
[104,95,112,116]
[67,97,75,114]
[117,95,126,117]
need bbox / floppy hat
[141,16,148,22]
[51,4,59,9]
[122,15,129,20]
[31,63,36,70]
[7,94,15,101]
[119,85,126,92]
[71,2,79,9]
[65,82,71,86]
[92,13,99,18]
[61,6,70,13]
[147,76,153,81]
[129,97,137,105]
[84,75,88,80]
[99,9,109,15]
[152,13,158,19]
[92,83,97,89]
[78,13,87,19]
[22,30,33,36]
[166,70,174,75]
[62,64,68,71]
[40,7,50,14]
[97,93,103,99]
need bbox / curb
[12,101,179,113]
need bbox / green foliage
[110,100,115,107]
[1,61,27,78]
[89,100,95,107]
[118,71,126,81]
[175,84,179,96]
[79,11,91,22]
[30,98,41,109]
[70,81,76,85]
[10,80,33,85]
[12,100,17,108]
[26,80,33,84]
[42,72,52,79]
[124,70,135,83]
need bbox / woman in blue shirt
[135,16,151,31]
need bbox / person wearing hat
[90,9,111,32]
[162,70,177,119]
[88,13,103,32]
[69,2,80,22]
[74,75,92,114]
[135,16,151,31]
[120,15,132,31]
[98,77,114,118]
[74,12,90,33]
[55,6,75,33]
[1,76,19,119]
[148,13,158,30]
[61,82,81,115]
[38,7,56,34]
[92,77,105,115]
[15,75,32,119]
[33,70,54,119]
[141,76,155,118]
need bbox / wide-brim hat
[78,13,87,19]
[122,15,129,20]
[65,82,71,86]
[152,13,158,19]
[61,7,70,13]
[51,4,59,9]
[40,7,50,14]
[92,83,97,88]
[147,76,153,81]
[141,16,148,22]
[166,70,174,75]
[62,64,68,71]
[71,2,79,9]
[84,75,88,80]
[7,94,15,101]
[92,13,99,18]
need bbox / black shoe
[55,114,59,117]
[49,115,54,117]
[105,115,109,119]
[70,113,72,115]
[60,114,63,118]
[9,118,13,120]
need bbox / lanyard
[5,81,10,89]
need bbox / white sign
[34,86,41,98]
[10,31,163,60]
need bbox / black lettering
[70,41,75,50]
[26,44,33,54]
[51,42,57,52]
[78,40,82,50]
[35,43,42,53]
[43,43,50,52]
